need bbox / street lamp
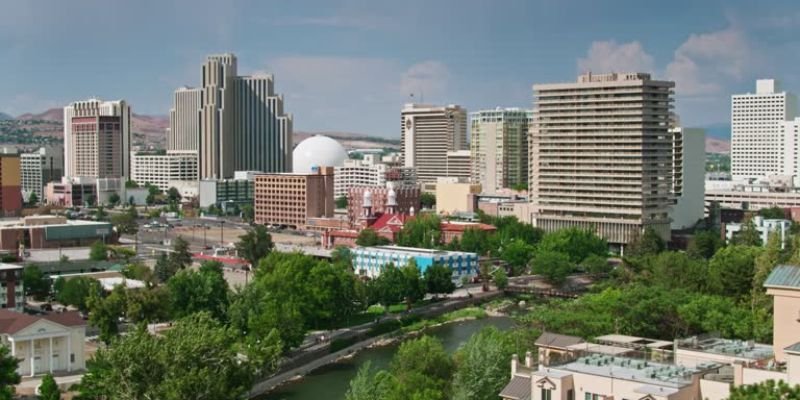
[219,220,225,245]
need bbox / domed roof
[292,135,348,173]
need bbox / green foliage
[125,286,171,324]
[76,312,276,400]
[154,253,176,283]
[687,230,723,260]
[331,246,352,266]
[492,268,508,290]
[55,276,102,312]
[731,219,763,246]
[420,192,436,209]
[500,239,534,275]
[125,180,139,189]
[26,192,39,206]
[356,228,391,247]
[581,254,611,275]
[758,206,786,220]
[633,251,709,293]
[167,261,229,321]
[458,228,490,255]
[87,285,126,344]
[336,195,348,209]
[0,345,19,400]
[397,214,441,248]
[451,326,516,400]
[121,262,154,285]
[235,225,274,266]
[108,192,121,207]
[241,204,254,224]
[22,265,50,301]
[89,240,108,261]
[531,250,574,285]
[624,227,665,258]
[38,373,60,400]
[169,236,193,270]
[728,379,800,399]
[708,245,761,299]
[167,187,181,203]
[537,227,606,263]
[424,264,455,297]
[111,205,138,235]
[93,205,108,221]
[510,182,528,192]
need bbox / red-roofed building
[0,309,86,376]
[440,221,497,245]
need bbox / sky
[2,0,800,138]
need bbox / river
[257,316,515,400]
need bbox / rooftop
[0,218,110,230]
[355,245,476,257]
[595,334,673,350]
[0,263,22,271]
[0,309,85,334]
[554,353,717,389]
[535,332,584,349]
[676,337,773,361]
[764,265,800,289]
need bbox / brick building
[253,167,334,229]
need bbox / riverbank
[249,291,503,398]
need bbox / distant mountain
[0,112,12,121]
[700,123,730,140]
[294,131,400,150]
[16,108,62,122]
[705,137,730,154]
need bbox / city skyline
[2,0,800,138]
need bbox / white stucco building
[725,215,790,247]
[130,150,199,191]
[334,154,417,199]
[0,310,86,377]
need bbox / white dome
[292,135,348,173]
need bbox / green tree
[451,326,515,400]
[728,379,800,399]
[624,227,665,258]
[336,195,348,209]
[731,219,763,246]
[397,214,441,248]
[531,250,574,285]
[125,287,171,324]
[22,265,50,301]
[500,239,534,275]
[125,180,139,189]
[169,236,193,270]
[400,262,425,309]
[54,277,101,312]
[111,205,138,236]
[85,195,96,207]
[752,232,783,311]
[708,245,761,299]
[758,206,786,219]
[420,192,436,209]
[424,264,455,298]
[167,187,181,203]
[639,251,709,293]
[510,182,528,192]
[459,228,489,255]
[93,205,108,221]
[368,263,406,306]
[235,225,274,266]
[108,192,121,207]
[356,228,390,247]
[241,204,254,224]
[89,240,108,261]
[167,261,229,321]
[146,193,156,206]
[538,227,607,263]
[581,254,611,275]
[0,345,19,400]
[492,268,508,290]
[687,230,723,260]
[331,246,352,266]
[391,336,454,399]
[121,262,154,285]
[38,373,60,400]
[87,285,126,344]
[27,192,39,206]
[345,362,392,400]
[153,253,176,283]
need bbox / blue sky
[2,0,800,138]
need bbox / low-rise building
[348,184,420,226]
[253,166,334,229]
[0,310,86,377]
[440,221,497,245]
[352,245,477,282]
[20,147,63,204]
[0,264,23,311]
[435,180,481,215]
[724,216,790,246]
[130,150,198,191]
[0,153,22,216]
[0,216,113,252]
[199,171,256,211]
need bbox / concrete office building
[335,154,417,199]
[731,79,797,181]
[234,75,293,173]
[445,150,471,181]
[470,108,532,193]
[199,171,256,210]
[63,99,130,180]
[20,147,63,204]
[725,215,790,247]
[130,150,198,191]
[401,104,467,184]
[253,167,334,229]
[174,54,293,179]
[671,128,706,230]
[167,87,201,152]
[529,72,674,245]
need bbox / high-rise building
[445,150,472,181]
[253,167,335,229]
[470,108,532,193]
[63,99,130,180]
[130,150,198,191]
[731,79,797,181]
[529,72,674,245]
[671,128,705,230]
[401,104,467,184]
[172,54,293,180]
[20,146,63,203]
[234,75,293,173]
[334,154,416,199]
[168,87,201,152]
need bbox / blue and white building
[352,245,478,281]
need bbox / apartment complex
[198,171,256,210]
[63,99,130,180]
[334,155,390,199]
[445,150,471,181]
[0,265,23,311]
[470,108,532,193]
[401,104,468,184]
[20,147,63,204]
[174,54,292,179]
[130,150,198,191]
[671,128,705,230]
[731,79,797,181]
[253,167,334,229]
[0,154,21,217]
[529,72,674,244]
[351,245,477,281]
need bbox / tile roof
[499,375,531,400]
[369,213,412,233]
[764,265,800,289]
[0,310,85,334]
[535,332,584,349]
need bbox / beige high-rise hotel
[529,72,674,245]
[401,104,467,184]
[63,99,130,179]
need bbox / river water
[257,316,515,400]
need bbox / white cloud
[665,28,753,96]
[275,15,386,30]
[577,41,655,74]
[400,61,450,100]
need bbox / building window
[541,388,552,400]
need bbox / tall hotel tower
[63,99,131,179]
[401,104,467,184]
[470,108,532,193]
[529,72,674,245]
[169,53,292,180]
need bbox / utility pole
[220,220,224,245]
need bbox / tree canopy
[235,225,274,266]
[356,228,390,247]
[728,380,800,399]
[537,227,606,263]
